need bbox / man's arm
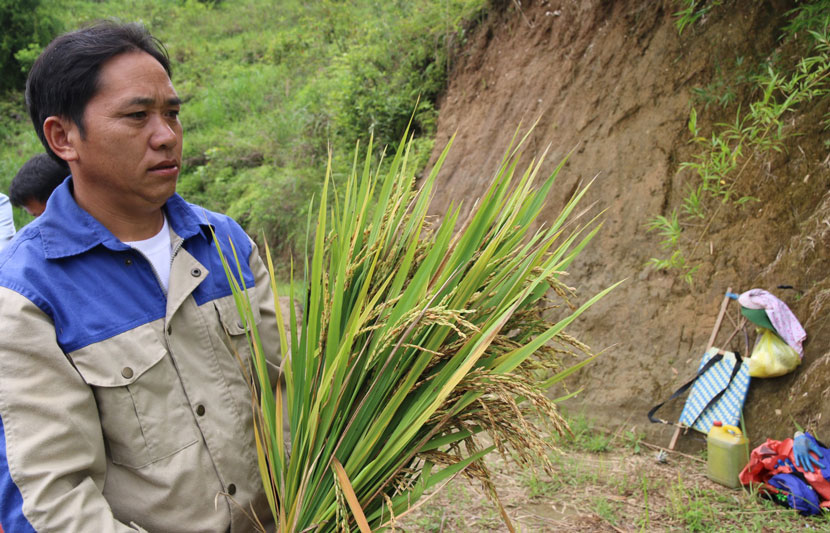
[0,287,145,532]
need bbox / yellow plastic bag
[748,328,801,378]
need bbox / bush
[0,0,63,92]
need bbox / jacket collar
[39,177,212,259]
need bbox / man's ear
[42,116,79,163]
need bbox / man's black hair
[25,21,172,162]
[9,153,70,207]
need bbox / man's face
[69,51,182,214]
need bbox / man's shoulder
[0,223,51,310]
[0,222,46,273]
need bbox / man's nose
[149,115,179,150]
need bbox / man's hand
[793,431,824,473]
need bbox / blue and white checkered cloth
[679,347,750,433]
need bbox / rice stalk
[216,126,620,531]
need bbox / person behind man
[9,153,69,217]
[0,193,14,252]
[0,22,284,532]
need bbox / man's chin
[147,183,178,209]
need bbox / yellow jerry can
[707,421,749,489]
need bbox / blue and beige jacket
[0,179,281,532]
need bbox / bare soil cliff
[428,0,830,450]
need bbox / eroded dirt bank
[428,0,830,450]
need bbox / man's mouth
[148,161,179,174]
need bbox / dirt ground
[402,450,692,532]
[397,433,808,532]
[395,415,830,532]
[425,0,830,453]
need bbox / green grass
[673,0,724,35]
[402,410,830,530]
[562,412,614,453]
[592,495,622,526]
[624,428,646,454]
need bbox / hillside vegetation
[0,0,484,258]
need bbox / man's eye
[167,109,180,119]
[127,111,146,119]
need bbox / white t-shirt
[125,214,172,292]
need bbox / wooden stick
[668,425,683,450]
[641,440,706,463]
[706,287,733,351]
[668,287,733,450]
[725,306,739,329]
[720,317,747,350]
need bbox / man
[0,22,282,532]
[0,193,13,252]
[9,153,69,217]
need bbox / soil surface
[397,430,811,532]
[426,0,830,453]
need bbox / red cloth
[740,437,830,507]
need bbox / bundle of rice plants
[217,126,619,532]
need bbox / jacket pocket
[69,324,200,468]
[213,294,261,366]
[211,294,265,424]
